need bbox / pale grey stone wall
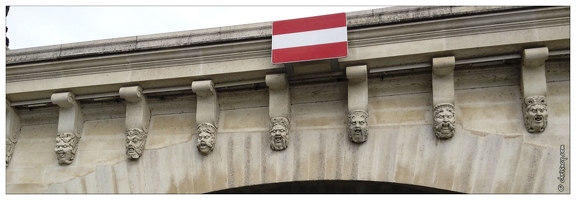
[6,60,569,193]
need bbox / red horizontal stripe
[272,42,347,64]
[273,13,346,35]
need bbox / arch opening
[208,180,462,194]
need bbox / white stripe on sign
[272,27,347,50]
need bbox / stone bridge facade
[5,6,570,193]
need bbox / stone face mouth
[535,116,543,122]
[274,136,282,142]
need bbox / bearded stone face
[196,123,216,155]
[348,110,368,144]
[434,104,455,139]
[126,128,146,159]
[524,96,548,133]
[270,124,288,151]
[54,132,77,165]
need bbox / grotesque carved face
[270,117,289,151]
[524,96,548,133]
[126,128,146,159]
[434,103,455,139]
[197,123,216,155]
[348,110,368,143]
[54,132,77,165]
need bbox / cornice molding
[348,7,569,48]
[6,6,535,65]
[6,7,568,84]
[5,6,570,103]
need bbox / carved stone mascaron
[523,95,548,133]
[197,123,217,155]
[270,117,290,151]
[55,132,80,165]
[434,103,455,139]
[348,110,368,144]
[126,128,147,159]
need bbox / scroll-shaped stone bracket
[6,100,22,168]
[266,74,291,151]
[119,86,150,159]
[346,65,369,144]
[432,56,456,139]
[521,47,549,133]
[192,80,219,155]
[51,92,84,165]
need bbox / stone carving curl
[197,123,217,155]
[55,132,79,165]
[523,95,548,133]
[6,139,16,168]
[434,103,455,139]
[270,117,290,151]
[126,128,147,159]
[348,110,368,144]
[6,105,19,167]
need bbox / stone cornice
[347,7,569,48]
[7,7,568,82]
[6,6,533,65]
[5,6,570,103]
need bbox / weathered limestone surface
[4,6,570,194]
[5,7,569,103]
[6,61,569,193]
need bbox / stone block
[59,36,137,58]
[6,184,49,194]
[266,73,290,118]
[220,107,268,132]
[346,65,368,112]
[6,44,61,64]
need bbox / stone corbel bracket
[192,80,219,155]
[521,47,549,133]
[432,56,456,140]
[266,73,291,151]
[51,92,84,165]
[6,100,22,168]
[119,86,150,159]
[346,65,369,144]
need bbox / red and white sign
[272,13,348,64]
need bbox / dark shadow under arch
[208,180,462,194]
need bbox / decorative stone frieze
[266,74,291,151]
[192,80,219,155]
[196,123,217,155]
[521,47,549,133]
[348,109,368,144]
[433,103,456,139]
[346,65,369,144]
[51,92,84,165]
[6,100,21,168]
[432,56,456,139]
[119,86,150,159]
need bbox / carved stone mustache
[435,121,454,130]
